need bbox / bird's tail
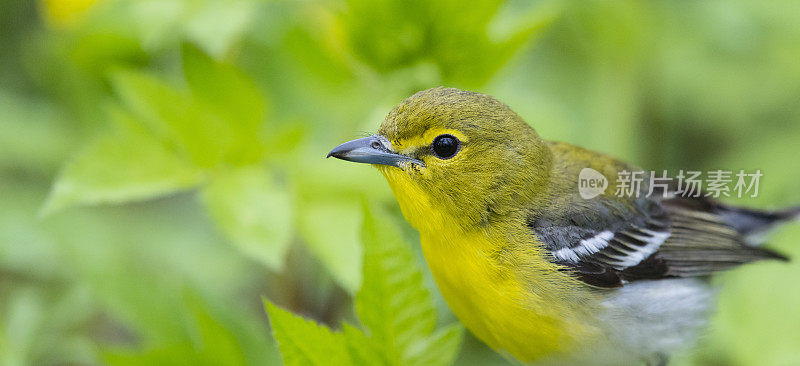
[713,204,800,246]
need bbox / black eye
[431,134,460,159]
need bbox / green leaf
[105,292,248,366]
[356,204,463,366]
[105,344,199,366]
[266,204,463,366]
[202,166,292,271]
[337,0,551,87]
[182,43,264,133]
[264,301,352,366]
[110,69,234,168]
[184,292,248,366]
[341,322,385,365]
[429,0,555,87]
[182,44,266,165]
[357,203,435,355]
[41,112,203,216]
[298,201,362,293]
[405,324,464,366]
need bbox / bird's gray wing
[529,194,787,288]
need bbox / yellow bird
[328,87,796,365]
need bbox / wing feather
[530,194,786,288]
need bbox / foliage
[335,0,557,87]
[2,0,800,365]
[37,0,552,294]
[266,204,463,366]
[41,43,295,272]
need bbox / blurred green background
[2,0,800,364]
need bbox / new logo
[578,168,608,199]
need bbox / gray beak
[327,135,424,168]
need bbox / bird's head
[329,87,553,231]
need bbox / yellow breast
[379,167,598,362]
[420,229,582,362]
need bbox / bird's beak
[327,135,424,168]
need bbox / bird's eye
[431,134,460,159]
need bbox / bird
[327,87,797,365]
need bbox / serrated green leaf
[298,202,362,293]
[202,166,292,271]
[264,301,352,366]
[182,44,265,165]
[110,69,234,168]
[267,204,463,366]
[356,204,438,364]
[41,114,203,216]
